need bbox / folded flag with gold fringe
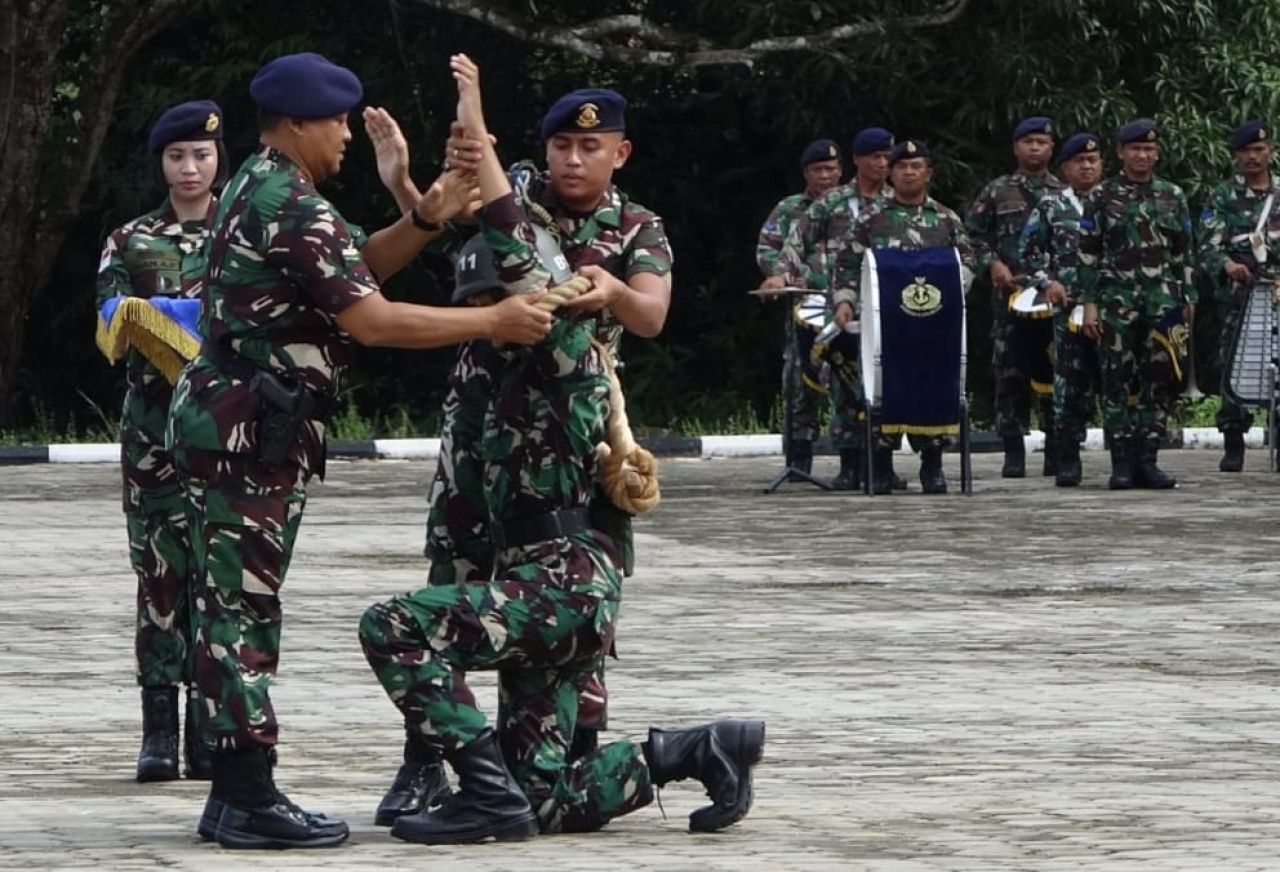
[1149,305,1190,385]
[96,296,202,385]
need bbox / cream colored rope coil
[533,273,661,516]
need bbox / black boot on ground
[643,719,765,832]
[390,729,538,844]
[830,449,863,491]
[1219,428,1245,472]
[1055,439,1082,487]
[1042,435,1058,477]
[375,731,454,826]
[1133,438,1177,489]
[871,447,895,494]
[1108,440,1133,490]
[785,440,813,481]
[183,688,213,781]
[1001,434,1026,478]
[209,747,349,849]
[918,447,948,494]
[137,686,179,782]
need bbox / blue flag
[96,296,203,384]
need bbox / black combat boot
[390,729,538,844]
[785,439,813,481]
[183,687,213,781]
[1055,439,1082,487]
[1219,428,1245,472]
[567,726,599,762]
[830,449,863,490]
[643,719,766,832]
[210,747,349,849]
[375,730,454,826]
[918,446,948,494]
[1001,434,1026,478]
[1040,405,1057,476]
[871,447,895,494]
[137,686,179,782]
[1108,438,1133,490]
[1133,437,1176,489]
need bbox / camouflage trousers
[828,366,866,453]
[1052,316,1100,445]
[781,315,824,446]
[1215,295,1252,432]
[992,302,1055,436]
[359,532,653,833]
[173,447,309,750]
[1097,306,1180,439]
[122,435,194,687]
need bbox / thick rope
[533,273,661,515]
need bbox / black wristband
[410,207,442,232]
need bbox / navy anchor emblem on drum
[900,275,943,317]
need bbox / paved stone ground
[2,451,1279,871]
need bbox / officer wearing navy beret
[1078,118,1194,489]
[755,137,844,481]
[1198,119,1278,471]
[965,115,1066,478]
[167,51,552,850]
[96,98,225,790]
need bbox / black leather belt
[492,507,591,550]
[200,340,334,420]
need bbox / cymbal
[748,287,813,296]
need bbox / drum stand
[763,387,832,494]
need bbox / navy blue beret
[250,53,362,118]
[1058,131,1101,163]
[1232,119,1271,150]
[540,88,626,140]
[800,138,840,166]
[1013,116,1054,141]
[851,127,894,156]
[148,100,223,155]
[1117,118,1159,145]
[889,139,929,165]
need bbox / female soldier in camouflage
[96,100,226,782]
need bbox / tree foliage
[11,0,1280,435]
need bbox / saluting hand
[490,293,553,345]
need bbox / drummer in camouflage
[1197,119,1279,472]
[832,139,974,495]
[1078,119,1195,490]
[1018,132,1104,486]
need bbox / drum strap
[1252,192,1275,264]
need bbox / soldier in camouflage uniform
[965,117,1066,478]
[1018,132,1104,486]
[780,127,896,489]
[1078,119,1195,490]
[362,56,763,843]
[832,139,974,494]
[97,100,226,784]
[755,138,842,478]
[165,53,551,850]
[1197,119,1279,472]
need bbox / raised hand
[417,169,480,226]
[363,106,411,194]
[449,53,487,140]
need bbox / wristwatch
[410,207,442,232]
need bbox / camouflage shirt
[1018,188,1090,305]
[832,196,974,309]
[97,199,212,442]
[1197,173,1280,285]
[525,172,673,358]
[166,147,378,474]
[1078,173,1196,309]
[756,192,812,278]
[964,171,1066,276]
[781,182,893,291]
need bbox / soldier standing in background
[1078,119,1195,491]
[966,117,1066,478]
[1198,120,1279,472]
[1019,132,1104,486]
[756,138,842,478]
[97,100,225,784]
[832,139,974,494]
